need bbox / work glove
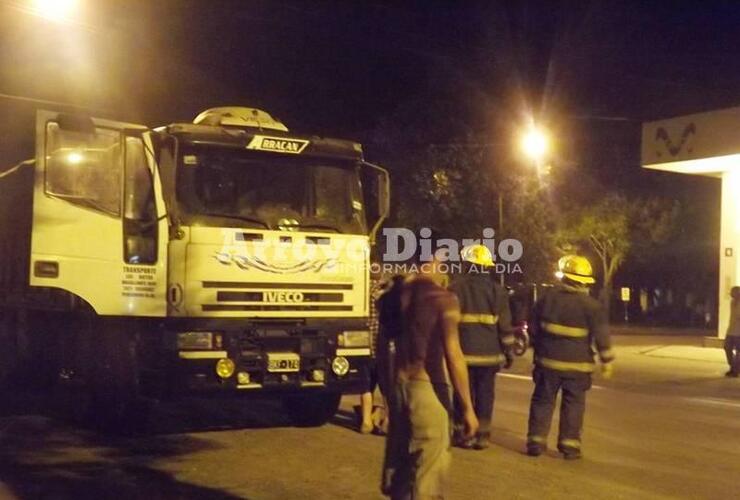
[600,361,614,379]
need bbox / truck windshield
[175,144,366,234]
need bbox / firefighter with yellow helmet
[449,244,515,450]
[526,254,614,459]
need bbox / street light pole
[518,124,550,289]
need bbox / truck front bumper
[157,319,372,396]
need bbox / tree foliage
[557,193,679,304]
[383,139,558,283]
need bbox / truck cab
[3,107,389,429]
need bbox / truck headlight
[332,356,350,376]
[216,358,236,379]
[338,330,370,348]
[177,331,214,350]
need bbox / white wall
[718,169,740,338]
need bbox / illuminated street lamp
[31,0,79,23]
[521,126,549,163]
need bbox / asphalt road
[1,336,738,500]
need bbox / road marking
[498,373,531,381]
[685,397,740,409]
[499,372,605,390]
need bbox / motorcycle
[512,320,530,356]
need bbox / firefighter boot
[472,432,490,450]
[558,440,582,460]
[526,438,546,457]
[526,444,544,457]
[560,446,582,460]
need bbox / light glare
[521,127,549,161]
[32,0,78,23]
[66,152,83,164]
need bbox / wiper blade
[200,212,271,229]
[291,222,342,233]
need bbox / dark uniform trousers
[526,284,611,453]
[527,366,592,451]
[449,274,513,441]
[466,365,499,437]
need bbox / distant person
[526,255,614,460]
[449,244,515,450]
[357,272,388,434]
[724,286,740,378]
[376,274,405,404]
[380,246,478,499]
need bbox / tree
[363,87,560,283]
[387,141,560,283]
[558,193,679,308]
[402,142,497,240]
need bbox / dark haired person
[449,244,514,450]
[380,247,478,499]
[526,255,614,460]
[358,271,389,434]
[724,286,740,378]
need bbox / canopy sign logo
[654,123,695,158]
[247,135,310,154]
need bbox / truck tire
[0,308,34,390]
[282,391,342,427]
[0,308,64,392]
[0,308,14,390]
[87,318,151,434]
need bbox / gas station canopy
[642,106,740,177]
[642,106,740,339]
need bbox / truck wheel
[0,308,13,389]
[282,391,342,427]
[0,308,35,390]
[88,319,151,434]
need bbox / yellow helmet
[461,244,495,267]
[557,255,595,285]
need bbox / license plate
[267,353,300,372]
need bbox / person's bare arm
[440,297,478,438]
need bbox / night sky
[1,0,739,260]
[2,2,740,154]
[0,3,737,122]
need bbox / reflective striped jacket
[449,273,514,366]
[531,284,614,373]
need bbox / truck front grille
[216,291,344,303]
[203,304,352,312]
[201,281,354,313]
[203,281,352,290]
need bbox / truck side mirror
[361,162,390,245]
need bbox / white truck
[0,107,389,430]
